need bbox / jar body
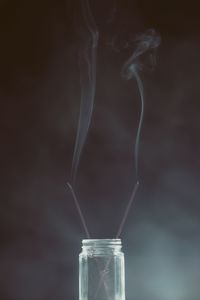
[79,239,125,300]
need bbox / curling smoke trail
[71,0,99,185]
[116,29,161,238]
[121,28,161,179]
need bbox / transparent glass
[79,239,125,300]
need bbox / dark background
[0,0,200,299]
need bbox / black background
[0,0,200,299]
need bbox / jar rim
[82,239,121,246]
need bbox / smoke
[71,0,99,185]
[121,28,161,179]
[70,0,161,240]
[113,29,161,239]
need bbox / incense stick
[94,181,139,298]
[67,182,90,239]
[116,181,139,238]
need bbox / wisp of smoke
[69,27,161,239]
[68,26,161,298]
[71,0,99,185]
[69,2,160,242]
[121,28,161,179]
[115,29,161,240]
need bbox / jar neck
[82,239,122,255]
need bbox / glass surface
[79,239,125,300]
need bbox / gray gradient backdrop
[0,0,199,299]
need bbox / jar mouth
[82,239,121,247]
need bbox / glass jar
[79,239,125,300]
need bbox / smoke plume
[115,29,161,239]
[71,0,99,185]
[121,28,161,179]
